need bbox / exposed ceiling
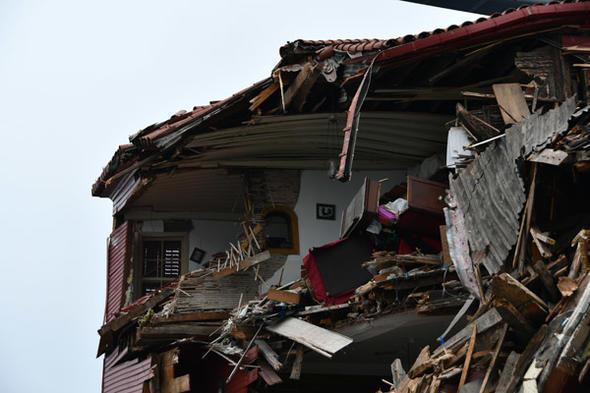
[174,112,451,171]
[129,169,245,216]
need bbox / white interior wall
[187,219,242,270]
[138,218,242,271]
[267,169,407,287]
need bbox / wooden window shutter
[105,221,131,323]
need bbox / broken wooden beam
[267,288,301,305]
[255,339,283,372]
[213,250,271,279]
[491,273,548,325]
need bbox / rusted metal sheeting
[102,347,153,393]
[175,271,259,313]
[505,96,577,158]
[444,196,480,299]
[105,222,131,322]
[449,98,578,275]
[450,137,525,274]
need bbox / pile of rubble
[186,101,590,393]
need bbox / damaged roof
[92,0,590,198]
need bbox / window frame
[261,206,300,255]
[134,232,189,298]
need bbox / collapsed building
[92,2,590,393]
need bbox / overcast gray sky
[0,1,477,392]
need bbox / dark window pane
[265,212,292,248]
[143,241,161,278]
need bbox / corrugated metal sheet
[506,96,577,158]
[183,112,449,170]
[102,347,154,393]
[449,98,578,274]
[450,137,525,274]
[105,222,131,322]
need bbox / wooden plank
[255,339,283,371]
[266,317,353,358]
[479,323,508,393]
[528,148,569,166]
[495,351,520,393]
[496,324,549,393]
[258,361,283,386]
[531,229,553,259]
[513,162,537,274]
[171,375,190,393]
[296,303,349,316]
[458,324,477,391]
[249,83,279,112]
[213,250,271,279]
[491,273,548,325]
[390,358,407,389]
[151,311,229,323]
[267,288,301,305]
[439,225,452,266]
[283,63,320,112]
[290,346,304,380]
[408,346,432,378]
[161,350,190,393]
[492,83,530,124]
[433,308,502,356]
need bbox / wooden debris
[213,250,271,279]
[530,228,553,259]
[249,83,279,112]
[258,361,282,386]
[283,63,320,112]
[557,276,578,297]
[408,346,432,378]
[266,317,353,358]
[457,324,477,391]
[479,323,508,393]
[289,345,304,380]
[255,339,283,371]
[456,102,500,140]
[161,349,190,393]
[491,273,548,325]
[267,288,301,305]
[439,225,452,266]
[390,358,407,389]
[528,148,569,166]
[296,303,349,316]
[492,83,530,124]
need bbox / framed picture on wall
[316,203,336,220]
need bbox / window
[138,235,187,297]
[262,207,299,255]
